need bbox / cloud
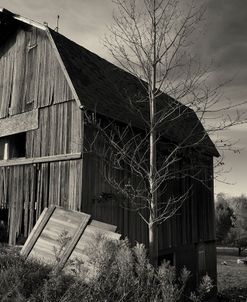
[201,1,247,69]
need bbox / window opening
[0,132,26,160]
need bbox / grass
[217,247,247,301]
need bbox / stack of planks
[20,205,121,272]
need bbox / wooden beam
[20,206,56,258]
[0,110,38,138]
[0,152,81,167]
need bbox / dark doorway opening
[0,208,8,242]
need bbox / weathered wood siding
[0,25,82,157]
[0,25,73,118]
[82,154,215,247]
[4,160,82,244]
[81,151,149,246]
[26,101,82,157]
[0,25,83,244]
[82,125,215,248]
[158,157,215,250]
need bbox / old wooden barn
[0,8,219,289]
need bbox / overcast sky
[1,0,247,197]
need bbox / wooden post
[8,201,16,245]
[3,142,9,160]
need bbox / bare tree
[84,0,246,266]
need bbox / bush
[0,247,50,301]
[63,234,213,302]
[0,236,213,302]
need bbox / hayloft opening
[0,132,26,160]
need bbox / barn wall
[0,25,82,157]
[26,101,82,157]
[1,160,82,244]
[158,156,216,285]
[0,25,83,244]
[158,157,215,250]
[81,125,216,247]
[0,25,73,118]
[81,150,148,246]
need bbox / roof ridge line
[0,8,47,31]
[14,14,47,31]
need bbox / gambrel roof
[0,8,219,157]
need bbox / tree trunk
[149,0,158,267]
[149,220,158,267]
[149,117,158,267]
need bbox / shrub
[0,236,213,302]
[0,248,51,301]
[63,234,213,302]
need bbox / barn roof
[0,8,219,157]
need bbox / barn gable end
[0,25,74,116]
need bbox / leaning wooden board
[21,205,121,268]
[29,207,90,264]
